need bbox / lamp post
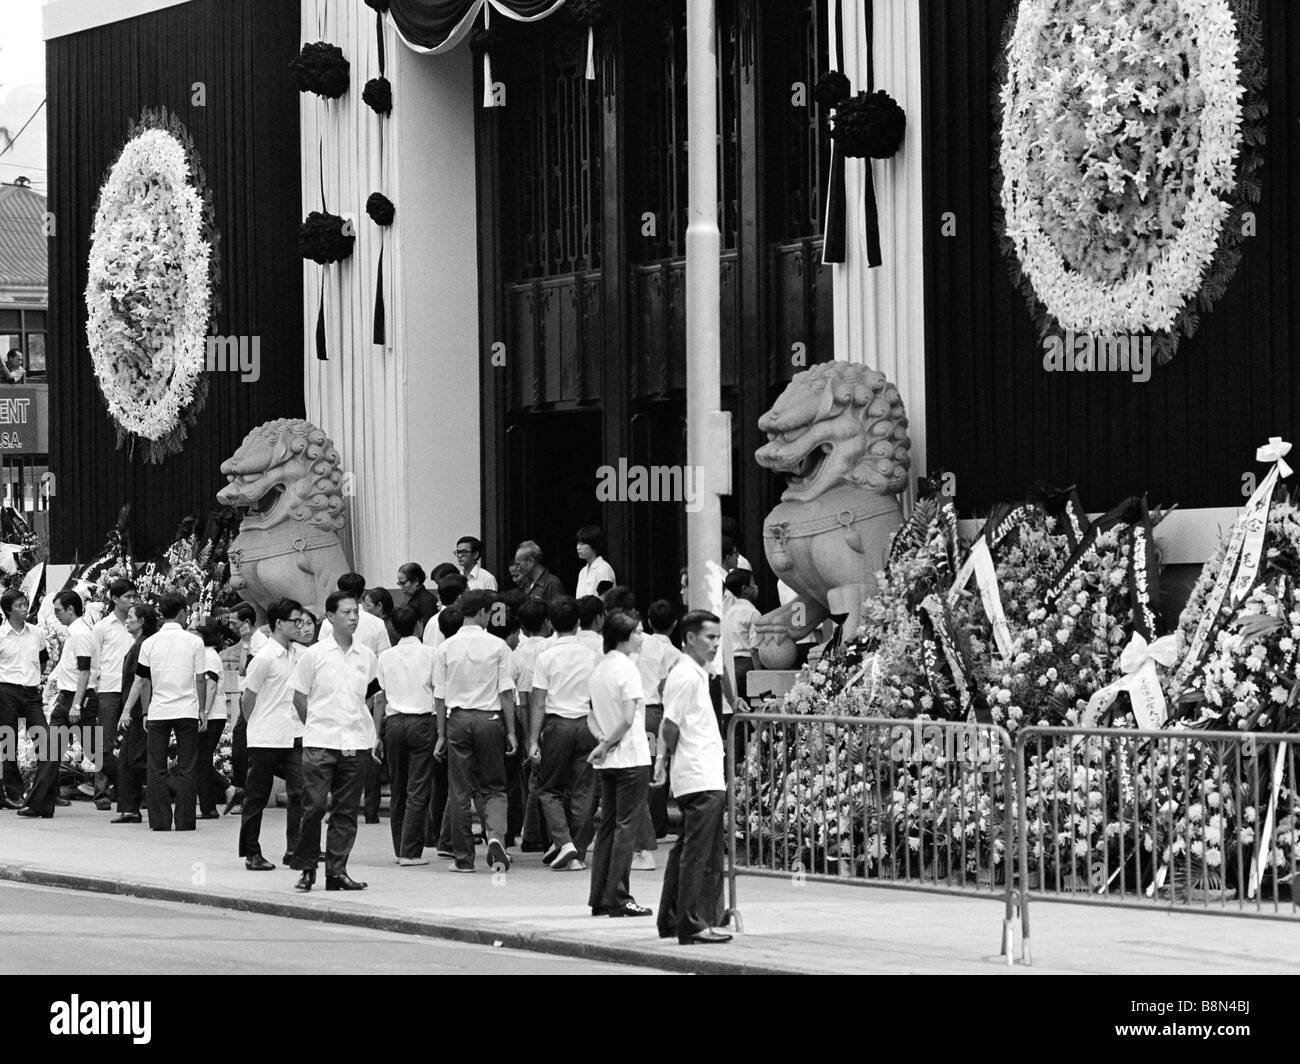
[685,0,729,612]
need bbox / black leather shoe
[364,815,380,825]
[325,873,368,891]
[246,855,276,871]
[281,853,294,866]
[16,806,52,819]
[54,797,70,807]
[679,928,733,945]
[110,813,142,824]
[607,901,653,918]
[197,811,220,820]
[1,797,21,810]
[294,870,315,892]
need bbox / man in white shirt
[512,599,551,853]
[289,590,380,892]
[224,602,260,816]
[377,605,437,865]
[636,599,682,843]
[238,598,306,871]
[434,589,516,873]
[421,573,467,652]
[586,610,653,918]
[723,569,760,701]
[527,597,600,871]
[317,573,390,825]
[23,591,93,819]
[0,589,46,811]
[655,610,732,945]
[575,525,616,597]
[456,535,498,591]
[89,579,138,810]
[136,593,207,832]
[576,596,604,655]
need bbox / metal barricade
[725,713,1029,964]
[1015,726,1300,921]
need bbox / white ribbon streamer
[1248,741,1287,900]
[1173,437,1292,690]
[947,537,1013,660]
[1083,632,1179,730]
[585,26,596,81]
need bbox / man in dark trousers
[655,610,732,945]
[135,593,207,832]
[238,598,306,870]
[0,590,47,812]
[90,579,138,810]
[289,590,380,892]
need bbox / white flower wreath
[86,125,212,451]
[998,0,1245,336]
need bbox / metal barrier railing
[1015,726,1300,921]
[724,713,1029,965]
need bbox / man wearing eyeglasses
[455,536,498,592]
[396,563,439,626]
[237,598,307,871]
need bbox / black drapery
[47,0,304,560]
[389,0,568,52]
[920,0,1300,515]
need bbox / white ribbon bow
[1084,632,1178,731]
[1256,436,1293,479]
[1118,632,1179,675]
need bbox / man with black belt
[290,589,380,892]
[377,605,436,866]
[24,591,95,818]
[527,596,599,871]
[238,598,306,871]
[0,591,47,813]
[433,589,516,874]
[136,593,207,832]
[90,579,137,811]
[656,610,732,945]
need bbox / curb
[0,863,793,976]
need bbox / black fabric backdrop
[389,0,565,50]
[920,0,1299,516]
[48,0,304,561]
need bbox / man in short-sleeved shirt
[433,589,516,873]
[376,606,437,864]
[656,610,731,945]
[90,579,138,808]
[288,591,379,891]
[586,612,652,917]
[238,598,306,870]
[527,597,600,870]
[136,593,207,832]
[25,592,95,818]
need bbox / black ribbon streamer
[317,138,328,360]
[1044,495,1161,637]
[1034,483,1091,553]
[373,244,386,345]
[863,153,882,269]
[377,10,386,74]
[823,143,846,264]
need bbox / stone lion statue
[216,418,351,620]
[752,361,910,668]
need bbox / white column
[685,0,727,611]
[394,43,481,573]
[831,0,927,494]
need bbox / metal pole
[686,0,727,612]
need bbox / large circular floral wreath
[86,108,219,463]
[993,0,1266,363]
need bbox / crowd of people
[0,526,770,947]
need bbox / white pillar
[831,0,927,496]
[685,0,727,611]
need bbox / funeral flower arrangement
[85,108,218,462]
[993,0,1266,363]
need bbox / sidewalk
[3,803,1299,974]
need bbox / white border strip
[44,0,194,40]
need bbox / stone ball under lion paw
[754,636,800,670]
